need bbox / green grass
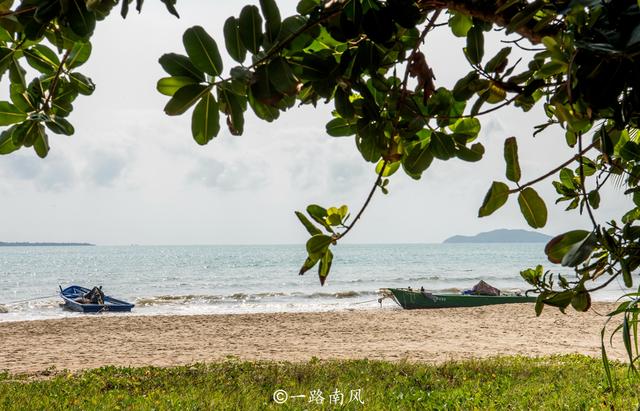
[1,355,639,410]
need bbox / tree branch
[508,142,596,194]
[586,269,621,293]
[43,49,72,112]
[0,6,36,18]
[337,161,388,240]
[419,0,562,44]
[577,133,598,228]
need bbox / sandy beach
[0,303,628,374]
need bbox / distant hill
[443,229,551,244]
[0,242,95,247]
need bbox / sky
[0,0,629,245]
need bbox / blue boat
[59,285,135,313]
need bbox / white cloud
[189,157,268,191]
[0,0,630,245]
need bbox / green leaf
[545,230,595,266]
[478,181,509,217]
[239,5,263,54]
[542,290,574,312]
[376,160,399,177]
[30,123,48,158]
[559,168,575,189]
[326,209,342,226]
[451,118,480,138]
[535,295,544,316]
[45,117,74,136]
[601,327,613,389]
[9,84,29,111]
[588,190,600,209]
[0,126,19,154]
[448,12,472,37]
[402,137,433,179]
[66,41,92,69]
[504,136,521,183]
[518,187,547,228]
[24,45,59,74]
[298,252,320,275]
[19,120,44,148]
[223,17,246,64]
[318,248,333,285]
[68,0,96,38]
[507,3,543,34]
[260,0,281,43]
[465,26,484,65]
[156,76,198,97]
[456,142,484,162]
[307,204,327,221]
[623,315,635,366]
[306,234,332,255]
[452,71,480,102]
[218,88,246,136]
[164,84,211,116]
[183,26,223,77]
[326,118,355,137]
[520,264,543,286]
[430,132,456,160]
[69,73,95,95]
[278,16,314,51]
[335,87,355,120]
[295,211,322,236]
[250,65,277,104]
[191,92,219,145]
[268,57,298,95]
[297,0,319,14]
[159,53,205,82]
[575,157,596,177]
[571,292,591,312]
[306,204,333,233]
[248,89,279,122]
[621,260,632,288]
[0,101,26,126]
[8,56,25,88]
[485,47,511,73]
[160,0,179,18]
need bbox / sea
[0,243,631,322]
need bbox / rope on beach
[1,294,58,313]
[351,298,381,305]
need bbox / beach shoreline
[0,303,627,374]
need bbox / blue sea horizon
[0,243,629,322]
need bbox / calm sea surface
[0,244,630,322]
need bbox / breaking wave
[386,275,505,283]
[135,290,377,306]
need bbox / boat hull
[385,288,537,309]
[59,285,135,313]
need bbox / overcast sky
[0,1,628,245]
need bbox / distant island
[0,242,95,247]
[443,229,552,244]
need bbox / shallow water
[0,243,631,322]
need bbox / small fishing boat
[59,285,134,313]
[380,287,537,309]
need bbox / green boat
[381,288,537,309]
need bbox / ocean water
[0,243,631,322]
